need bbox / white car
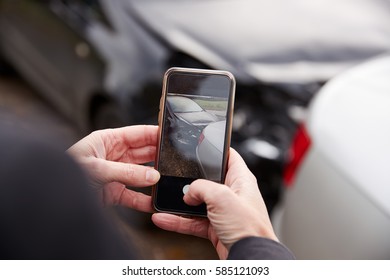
[272,55,390,259]
[196,120,226,181]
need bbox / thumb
[184,179,233,207]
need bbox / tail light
[283,124,311,187]
[198,132,205,144]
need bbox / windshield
[167,96,203,113]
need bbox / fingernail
[146,169,160,183]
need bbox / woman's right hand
[152,148,278,259]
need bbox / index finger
[111,125,159,148]
[97,125,159,162]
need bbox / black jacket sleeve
[0,126,136,259]
[228,237,295,260]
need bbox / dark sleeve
[227,237,295,260]
[0,127,137,260]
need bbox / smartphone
[153,67,236,216]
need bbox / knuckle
[120,188,138,209]
[207,184,231,200]
[130,191,139,209]
[189,220,204,235]
[125,164,136,179]
[236,173,257,187]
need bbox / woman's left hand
[67,125,160,212]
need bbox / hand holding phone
[152,149,282,260]
[153,67,236,216]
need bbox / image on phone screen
[159,76,230,182]
[154,69,235,215]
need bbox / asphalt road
[159,129,202,178]
[0,75,217,260]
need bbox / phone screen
[154,68,235,216]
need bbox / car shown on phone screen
[196,120,226,181]
[272,55,390,259]
[165,95,219,146]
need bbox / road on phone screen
[160,130,202,178]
